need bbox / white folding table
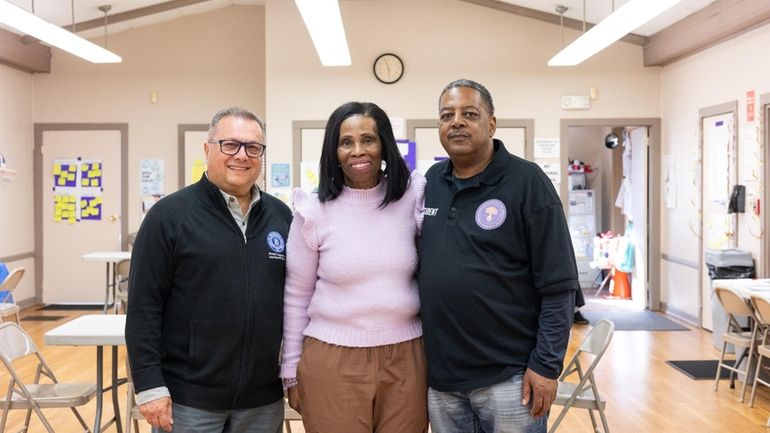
[82,251,131,313]
[45,314,127,433]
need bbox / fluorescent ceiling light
[0,0,122,64]
[548,0,681,66]
[295,0,351,66]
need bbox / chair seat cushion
[0,303,19,315]
[1,383,97,409]
[554,382,606,410]
[722,331,755,346]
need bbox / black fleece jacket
[126,174,292,410]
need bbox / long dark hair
[317,101,410,207]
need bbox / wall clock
[373,53,404,84]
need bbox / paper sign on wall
[534,138,560,159]
[52,158,103,223]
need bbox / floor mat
[666,360,735,380]
[21,315,67,321]
[581,310,689,331]
[37,304,105,311]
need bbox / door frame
[762,93,770,278]
[560,118,662,311]
[406,119,535,161]
[697,101,738,327]
[34,123,128,304]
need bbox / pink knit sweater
[280,172,426,379]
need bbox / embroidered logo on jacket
[267,231,285,260]
[475,199,506,230]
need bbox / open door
[700,108,738,330]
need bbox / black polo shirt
[418,139,578,392]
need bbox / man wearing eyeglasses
[126,106,292,433]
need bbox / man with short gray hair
[126,106,292,433]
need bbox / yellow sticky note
[54,215,61,222]
[80,200,86,207]
[93,163,100,170]
[68,217,76,224]
[93,207,100,216]
[54,207,62,216]
[94,170,101,177]
[81,179,88,186]
[67,173,75,181]
[53,164,61,175]
[94,197,103,205]
[68,165,76,172]
[91,179,98,187]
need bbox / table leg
[594,270,612,296]
[103,263,110,313]
[95,346,104,433]
[112,345,124,433]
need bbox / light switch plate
[561,95,591,110]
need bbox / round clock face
[373,53,404,84]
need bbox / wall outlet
[561,95,591,110]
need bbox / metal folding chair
[0,267,25,324]
[714,287,759,403]
[0,322,96,433]
[548,319,615,433]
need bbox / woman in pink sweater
[280,101,427,433]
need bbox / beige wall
[34,5,267,234]
[660,22,770,321]
[264,0,661,191]
[3,0,667,305]
[0,63,36,301]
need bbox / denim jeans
[151,399,283,433]
[428,374,547,433]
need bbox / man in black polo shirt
[418,79,578,433]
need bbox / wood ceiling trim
[64,0,214,32]
[645,0,770,66]
[458,0,649,46]
[0,27,50,73]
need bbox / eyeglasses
[208,139,266,158]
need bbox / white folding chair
[284,398,302,433]
[714,287,759,403]
[124,358,144,433]
[749,295,770,419]
[0,267,25,324]
[114,259,131,314]
[548,318,614,433]
[0,322,96,433]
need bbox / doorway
[34,124,128,305]
[561,118,661,311]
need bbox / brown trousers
[296,337,428,433]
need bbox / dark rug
[37,304,105,311]
[22,315,67,322]
[667,360,735,380]
[581,310,689,331]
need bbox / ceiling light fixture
[294,0,351,66]
[0,0,122,64]
[548,0,681,66]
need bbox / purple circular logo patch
[475,199,507,230]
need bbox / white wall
[34,5,267,234]
[264,0,661,190]
[660,22,770,320]
[0,63,36,301]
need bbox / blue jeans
[151,399,283,433]
[428,374,547,433]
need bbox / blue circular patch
[475,199,507,230]
[267,231,285,253]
